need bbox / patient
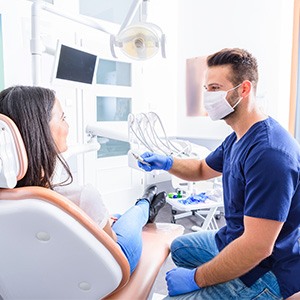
[0,85,166,274]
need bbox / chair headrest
[0,114,28,188]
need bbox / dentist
[138,48,300,299]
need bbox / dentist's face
[205,65,234,93]
[204,65,243,120]
[49,98,69,153]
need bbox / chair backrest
[0,114,130,299]
[0,114,27,188]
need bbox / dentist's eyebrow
[207,83,224,87]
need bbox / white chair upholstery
[0,114,27,188]
[0,113,184,300]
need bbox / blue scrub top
[206,117,300,298]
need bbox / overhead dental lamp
[110,0,166,60]
[110,22,166,61]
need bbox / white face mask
[203,84,242,121]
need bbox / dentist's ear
[240,80,252,98]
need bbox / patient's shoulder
[54,183,85,205]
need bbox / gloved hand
[165,267,200,296]
[137,152,173,172]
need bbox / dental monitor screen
[53,44,97,84]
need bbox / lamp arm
[139,0,148,22]
[161,33,167,58]
[110,35,118,58]
[42,3,114,34]
[118,0,143,34]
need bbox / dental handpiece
[131,151,151,166]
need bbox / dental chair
[0,113,184,300]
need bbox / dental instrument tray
[166,193,220,212]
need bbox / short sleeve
[206,133,236,173]
[79,184,110,228]
[206,144,224,172]
[54,183,109,229]
[244,148,298,222]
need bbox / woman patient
[0,85,166,274]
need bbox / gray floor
[151,181,225,296]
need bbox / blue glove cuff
[188,268,199,291]
[164,156,174,171]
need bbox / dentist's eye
[205,83,225,91]
[210,85,221,91]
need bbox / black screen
[56,45,97,84]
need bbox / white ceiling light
[110,0,166,61]
[111,23,165,61]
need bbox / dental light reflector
[112,23,166,60]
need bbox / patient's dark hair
[207,48,258,92]
[0,85,72,189]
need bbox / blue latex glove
[166,267,200,296]
[137,152,173,172]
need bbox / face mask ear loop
[227,83,242,93]
[227,83,243,109]
[232,97,243,109]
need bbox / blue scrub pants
[163,230,283,299]
[111,199,149,274]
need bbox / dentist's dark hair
[207,48,258,93]
[0,85,72,189]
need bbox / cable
[128,113,154,151]
[128,111,193,157]
[147,112,182,154]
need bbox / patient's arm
[103,220,117,242]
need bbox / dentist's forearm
[195,217,283,287]
[169,158,221,181]
[195,236,265,287]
